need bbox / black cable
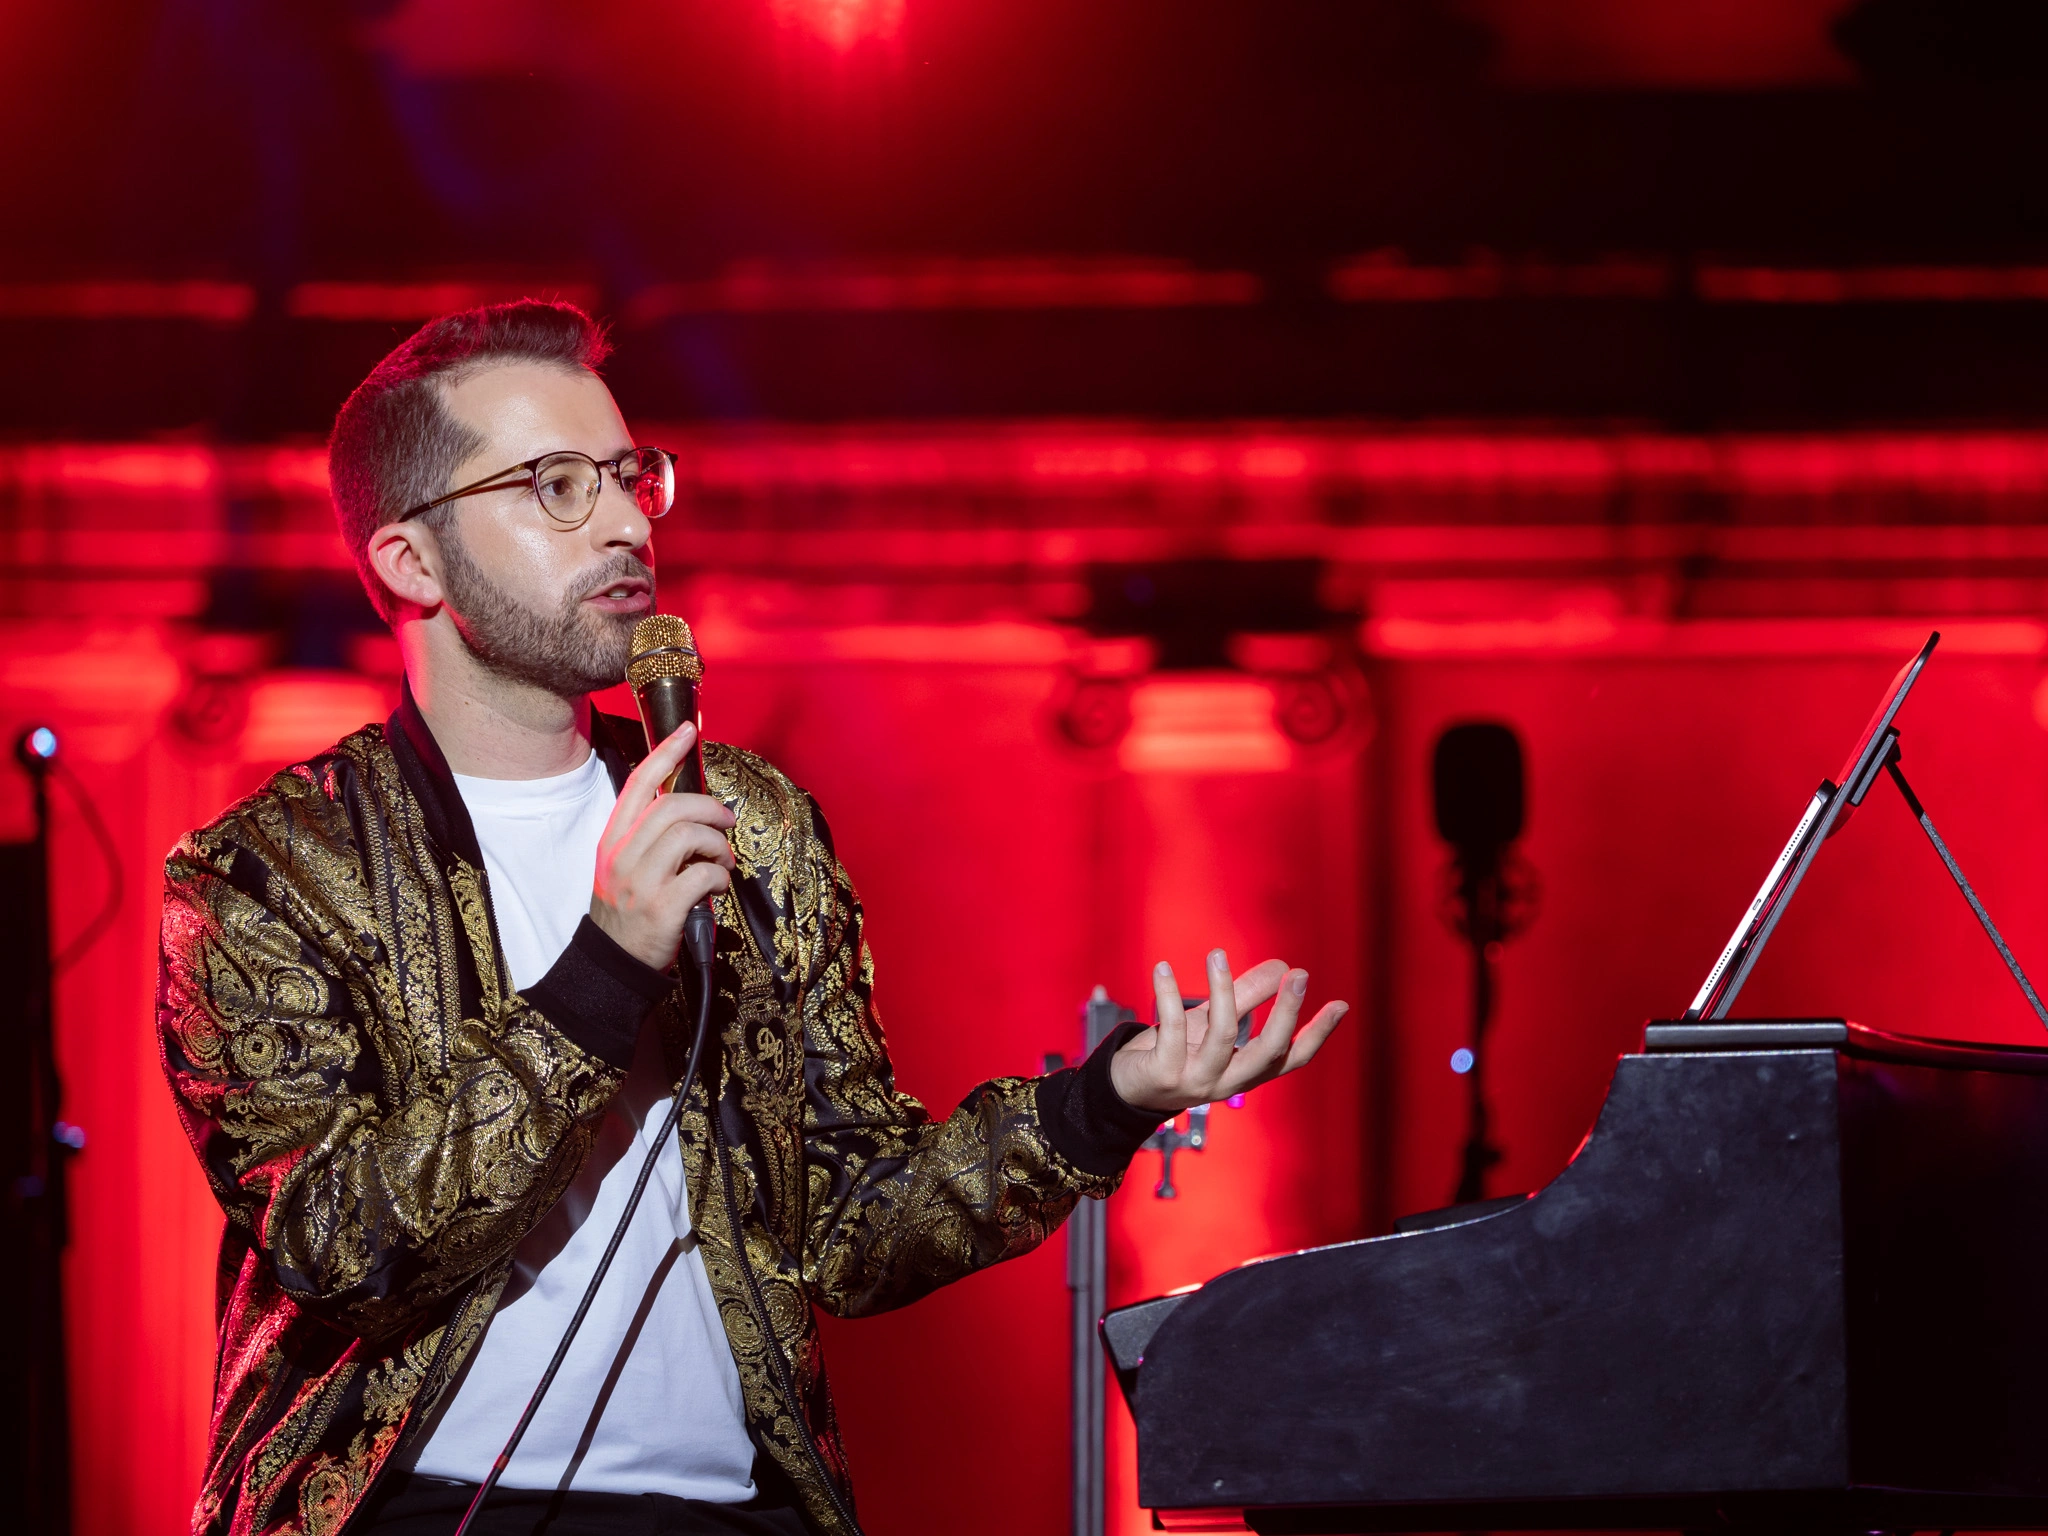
[454,920,716,1536]
[49,760,123,976]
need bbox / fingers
[1187,954,1287,1086]
[1133,952,1351,1114]
[1195,948,1239,1077]
[610,721,699,831]
[669,857,733,911]
[608,787,734,859]
[1227,959,1290,1028]
[1151,960,1189,1076]
[1248,967,1308,1070]
[1177,956,1279,1052]
[587,760,737,971]
[637,792,738,855]
[1281,1001,1348,1074]
[648,788,736,829]
[1218,990,1350,1098]
[646,816,738,874]
[1214,969,1308,1096]
[615,795,737,902]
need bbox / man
[158,300,1347,1536]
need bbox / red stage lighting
[771,0,904,50]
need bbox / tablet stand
[1878,730,2048,1032]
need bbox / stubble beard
[436,525,649,698]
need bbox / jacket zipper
[329,832,503,1536]
[333,1271,485,1536]
[337,849,501,1534]
[709,1109,865,1536]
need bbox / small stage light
[17,725,59,768]
[1450,1048,1475,1075]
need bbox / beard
[436,527,649,697]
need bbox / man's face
[430,362,656,697]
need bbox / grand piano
[1105,1018,2048,1532]
[1104,635,2048,1532]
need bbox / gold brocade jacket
[158,692,1157,1536]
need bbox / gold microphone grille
[626,614,703,687]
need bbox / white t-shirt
[411,750,757,1501]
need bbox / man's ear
[367,521,446,615]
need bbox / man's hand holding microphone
[589,721,734,972]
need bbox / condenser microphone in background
[1431,721,1534,1206]
[1433,722,1525,868]
[626,613,714,966]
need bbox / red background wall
[8,436,2048,1536]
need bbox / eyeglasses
[399,447,677,529]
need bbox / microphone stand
[1444,834,1538,1207]
[1451,847,1506,1206]
[3,728,72,1535]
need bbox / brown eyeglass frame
[398,447,676,528]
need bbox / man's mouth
[583,575,653,615]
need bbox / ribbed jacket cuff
[1035,1019,1164,1177]
[522,916,673,1070]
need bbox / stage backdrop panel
[11,424,2048,1536]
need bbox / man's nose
[588,472,653,553]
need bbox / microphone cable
[47,757,125,975]
[453,903,718,1536]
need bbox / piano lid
[1645,1015,2048,1074]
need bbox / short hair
[327,299,612,621]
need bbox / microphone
[627,613,706,794]
[1432,721,1524,874]
[626,614,714,967]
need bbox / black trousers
[356,1473,813,1536]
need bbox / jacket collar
[387,676,648,866]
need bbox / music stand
[1683,630,2048,1031]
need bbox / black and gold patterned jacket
[158,689,1156,1536]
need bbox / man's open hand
[589,722,736,971]
[1109,950,1348,1116]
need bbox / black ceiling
[9,0,2048,431]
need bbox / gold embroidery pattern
[161,729,1122,1536]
